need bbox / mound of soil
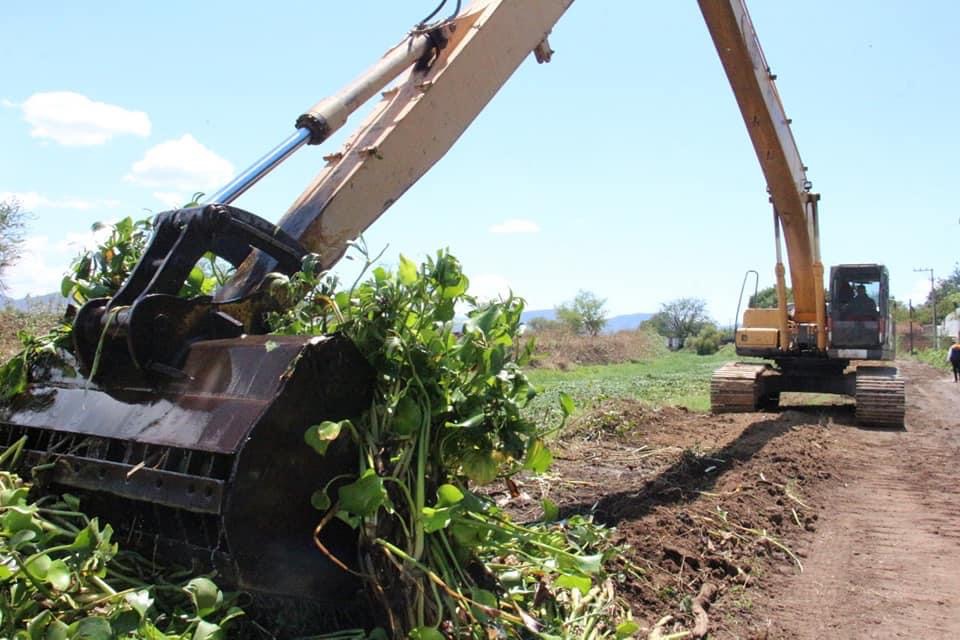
[493,360,960,638]
[525,328,666,369]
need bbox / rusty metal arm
[218,0,573,299]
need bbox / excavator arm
[220,0,574,299]
[698,0,826,350]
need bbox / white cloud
[126,135,233,192]
[0,191,121,212]
[1,98,16,109]
[152,191,188,209]
[3,236,70,299]
[20,91,151,146]
[469,273,513,303]
[488,218,540,234]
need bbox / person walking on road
[948,336,960,382]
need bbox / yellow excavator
[0,0,903,601]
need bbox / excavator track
[855,368,905,428]
[710,363,768,413]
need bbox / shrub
[686,325,722,355]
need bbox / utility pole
[909,300,914,354]
[914,267,937,349]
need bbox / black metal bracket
[73,204,307,379]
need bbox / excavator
[0,0,904,603]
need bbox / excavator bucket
[2,335,373,599]
[0,206,374,600]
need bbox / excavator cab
[828,264,894,359]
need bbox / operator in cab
[847,284,877,314]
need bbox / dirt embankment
[497,360,960,638]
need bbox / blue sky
[1,1,957,325]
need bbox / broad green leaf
[187,266,205,292]
[441,274,468,300]
[392,395,422,436]
[1,487,29,507]
[436,484,464,507]
[45,619,68,640]
[109,611,139,637]
[10,529,37,548]
[541,498,559,522]
[555,574,591,595]
[338,469,387,517]
[420,506,453,533]
[45,559,71,591]
[465,305,500,337]
[408,627,444,640]
[572,553,603,575]
[310,490,332,511]
[462,450,498,485]
[186,577,223,618]
[25,553,52,580]
[450,522,483,547]
[60,276,75,298]
[218,607,245,627]
[559,391,576,417]
[398,254,418,286]
[616,620,641,639]
[192,620,224,640]
[304,420,346,456]
[124,590,154,618]
[0,357,28,402]
[523,439,553,474]
[65,617,112,640]
[26,610,52,640]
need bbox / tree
[555,290,608,336]
[686,324,722,355]
[0,199,27,292]
[646,297,711,346]
[748,285,792,309]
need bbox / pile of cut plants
[0,217,640,639]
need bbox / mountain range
[520,309,653,334]
[0,293,654,335]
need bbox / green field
[525,344,741,423]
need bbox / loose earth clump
[491,398,845,638]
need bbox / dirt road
[760,360,960,638]
[509,359,960,638]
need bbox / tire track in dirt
[761,361,960,638]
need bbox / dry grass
[0,308,61,360]
[524,326,668,369]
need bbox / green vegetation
[645,297,712,347]
[555,290,608,337]
[748,284,792,309]
[526,344,740,423]
[1,219,638,638]
[912,347,950,371]
[269,245,632,638]
[684,325,723,356]
[0,198,27,292]
[0,441,243,639]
